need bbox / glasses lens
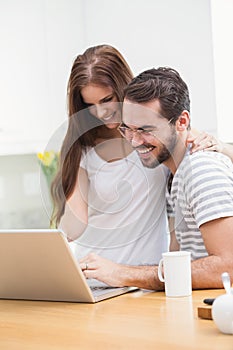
[119,126,132,139]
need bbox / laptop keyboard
[88,279,126,297]
[90,285,110,291]
[91,285,122,296]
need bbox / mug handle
[158,258,165,282]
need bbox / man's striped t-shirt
[169,150,233,260]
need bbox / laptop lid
[0,229,137,303]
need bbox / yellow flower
[37,151,59,187]
[37,151,56,167]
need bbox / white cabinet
[0,0,84,155]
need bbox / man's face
[122,99,177,168]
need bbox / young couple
[51,45,233,290]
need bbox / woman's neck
[95,126,121,143]
[93,126,133,162]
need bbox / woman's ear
[176,111,190,131]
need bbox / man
[80,67,233,290]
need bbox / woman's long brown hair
[51,44,133,227]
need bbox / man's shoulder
[175,150,233,186]
[181,150,232,170]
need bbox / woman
[51,44,233,266]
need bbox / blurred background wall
[0,0,232,228]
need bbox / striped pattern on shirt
[169,151,233,260]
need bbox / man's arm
[168,217,179,251]
[191,216,233,289]
[79,216,233,290]
[79,253,164,290]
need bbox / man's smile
[134,145,156,156]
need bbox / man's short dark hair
[124,67,190,123]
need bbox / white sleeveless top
[70,148,169,265]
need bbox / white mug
[158,251,192,297]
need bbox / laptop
[0,229,138,303]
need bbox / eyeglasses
[118,117,176,140]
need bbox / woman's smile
[81,84,121,128]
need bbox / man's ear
[176,111,190,131]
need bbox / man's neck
[163,136,188,175]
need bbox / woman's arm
[218,142,233,162]
[60,167,89,241]
[187,129,233,162]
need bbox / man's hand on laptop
[79,253,162,290]
[79,253,127,288]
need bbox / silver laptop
[0,229,137,303]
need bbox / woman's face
[81,84,121,129]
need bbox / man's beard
[138,130,177,169]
